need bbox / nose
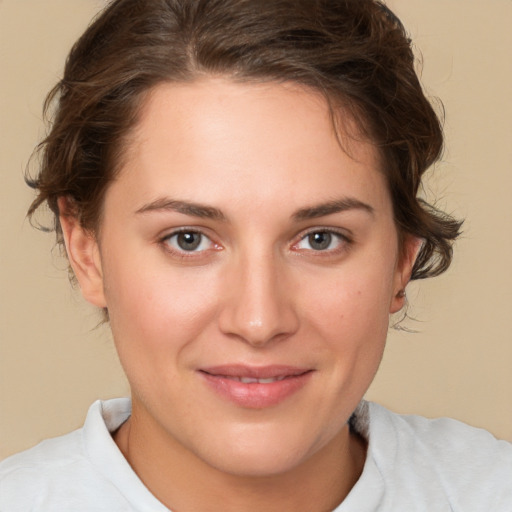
[218,252,299,347]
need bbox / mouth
[198,365,314,408]
[219,375,290,384]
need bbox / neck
[114,400,367,512]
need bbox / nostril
[217,261,300,346]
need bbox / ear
[389,235,423,314]
[58,197,107,308]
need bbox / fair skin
[60,79,418,512]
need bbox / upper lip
[199,365,312,379]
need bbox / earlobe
[57,197,107,308]
[390,236,423,313]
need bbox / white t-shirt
[1,398,511,511]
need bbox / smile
[199,366,314,408]
[229,376,287,384]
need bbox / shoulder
[366,402,512,510]
[0,399,134,511]
[369,401,512,465]
[0,428,92,509]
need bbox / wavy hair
[27,0,462,280]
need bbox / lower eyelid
[294,230,351,250]
[159,228,351,255]
[161,230,214,252]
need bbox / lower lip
[199,371,313,409]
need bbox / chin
[207,449,309,478]
[193,421,333,478]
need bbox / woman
[1,0,511,510]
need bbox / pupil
[309,232,331,250]
[177,232,201,251]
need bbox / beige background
[1,0,511,460]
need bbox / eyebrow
[135,198,227,221]
[292,198,374,221]
[135,196,374,222]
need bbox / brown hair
[27,0,461,280]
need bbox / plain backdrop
[1,0,511,459]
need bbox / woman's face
[68,79,415,476]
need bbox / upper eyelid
[295,226,353,241]
[157,226,353,249]
[160,226,212,240]
[159,228,217,253]
[291,228,354,254]
[290,228,354,257]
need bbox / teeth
[240,377,259,384]
[237,376,286,384]
[258,378,278,384]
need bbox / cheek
[305,278,390,386]
[102,261,223,410]
[302,260,396,337]
[102,252,220,357]
[299,256,396,389]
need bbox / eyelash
[159,227,353,259]
[292,228,353,255]
[160,228,218,258]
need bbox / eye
[163,230,214,253]
[294,230,348,252]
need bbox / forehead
[108,78,390,219]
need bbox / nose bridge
[219,247,298,346]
